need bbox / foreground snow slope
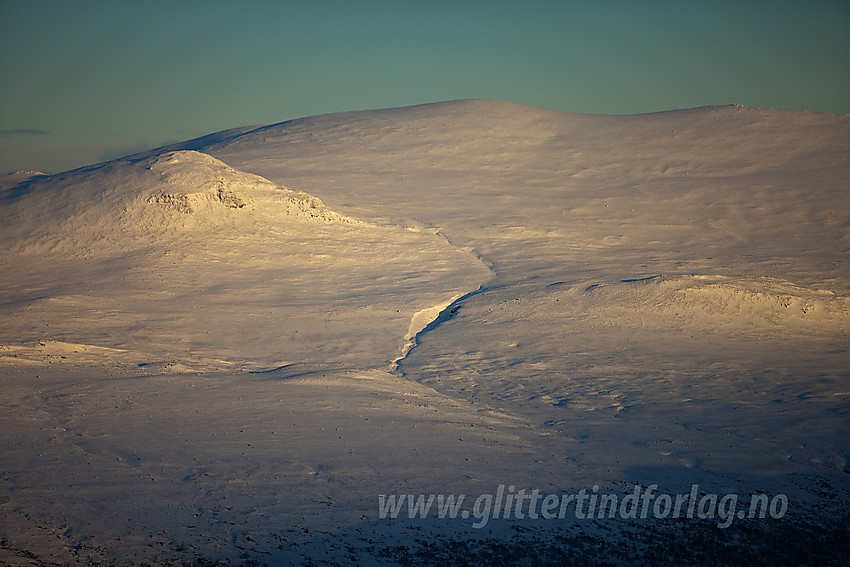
[1,100,848,565]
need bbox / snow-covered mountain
[0,149,487,372]
[1,100,848,565]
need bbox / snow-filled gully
[389,287,484,375]
[388,226,493,375]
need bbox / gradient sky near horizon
[2,0,848,174]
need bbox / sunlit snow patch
[578,274,849,337]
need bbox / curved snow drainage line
[390,287,483,375]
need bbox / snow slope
[0,149,489,372]
[194,100,850,293]
[196,98,850,490]
[1,100,849,565]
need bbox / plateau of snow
[1,100,848,565]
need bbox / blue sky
[2,0,848,174]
